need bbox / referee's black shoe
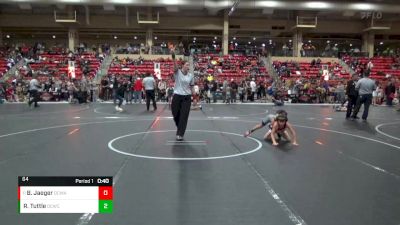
[176,135,183,141]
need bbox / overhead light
[52,35,56,39]
[228,0,241,16]
[351,3,374,10]
[305,2,331,9]
[253,37,256,40]
[350,44,353,47]
[154,36,158,40]
[59,0,82,3]
[114,35,118,39]
[161,0,184,5]
[6,35,10,39]
[134,36,137,39]
[262,43,266,47]
[257,0,279,7]
[380,42,384,45]
[114,0,133,3]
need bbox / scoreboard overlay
[18,176,113,213]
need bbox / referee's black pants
[28,90,39,107]
[352,94,372,120]
[346,95,357,118]
[171,94,192,137]
[145,90,157,111]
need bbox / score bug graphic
[18,176,113,213]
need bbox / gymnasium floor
[1,102,400,225]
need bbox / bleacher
[20,52,101,82]
[195,54,268,82]
[273,60,350,79]
[0,58,9,79]
[0,49,14,79]
[108,58,174,80]
[343,56,400,80]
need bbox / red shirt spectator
[133,78,143,91]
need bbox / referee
[142,73,157,111]
[171,50,194,141]
[351,73,376,121]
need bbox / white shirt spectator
[158,80,166,91]
[367,61,374,70]
[250,80,257,92]
[193,85,200,95]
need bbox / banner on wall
[154,62,161,79]
[68,61,76,79]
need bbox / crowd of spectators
[0,42,105,103]
[1,44,399,107]
[272,57,400,105]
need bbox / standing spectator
[81,75,88,103]
[203,81,210,104]
[124,78,132,104]
[372,81,379,106]
[225,84,231,104]
[376,83,383,105]
[351,73,376,121]
[166,83,174,107]
[336,81,345,104]
[259,81,266,103]
[222,78,228,103]
[112,76,118,105]
[345,74,359,119]
[238,83,245,103]
[115,81,126,112]
[28,75,41,108]
[142,73,157,111]
[230,79,238,103]
[158,79,167,102]
[100,77,109,101]
[90,77,98,103]
[250,78,256,102]
[0,82,5,104]
[367,60,374,73]
[192,82,201,109]
[211,80,217,103]
[385,80,396,106]
[133,77,143,103]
